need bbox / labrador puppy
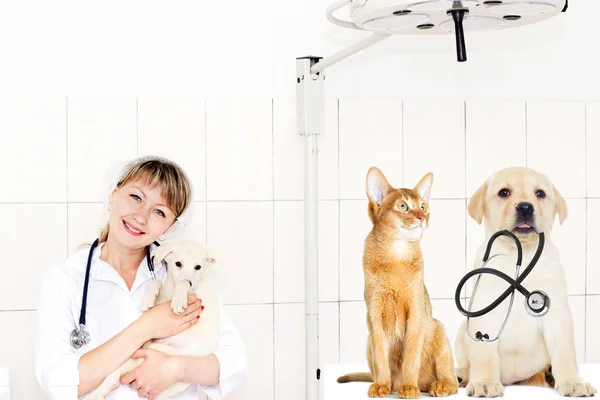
[87,241,221,400]
[454,167,596,397]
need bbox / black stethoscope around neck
[454,230,550,342]
[70,238,161,349]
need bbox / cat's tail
[336,372,373,383]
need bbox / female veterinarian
[34,156,247,400]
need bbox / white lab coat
[34,242,247,400]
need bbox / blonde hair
[98,157,192,243]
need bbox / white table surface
[324,363,600,399]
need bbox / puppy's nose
[517,202,534,216]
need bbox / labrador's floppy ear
[153,241,178,265]
[468,180,488,225]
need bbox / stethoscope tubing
[455,230,545,319]
[72,239,160,348]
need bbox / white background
[0,1,598,400]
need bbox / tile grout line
[271,97,275,400]
[401,100,404,186]
[136,98,139,156]
[525,102,528,167]
[66,96,69,256]
[205,98,208,244]
[337,98,341,363]
[3,196,598,205]
[202,98,210,400]
[218,297,473,307]
[584,101,588,362]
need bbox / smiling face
[107,180,177,249]
[468,167,568,243]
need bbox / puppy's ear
[153,241,177,265]
[414,172,433,203]
[204,247,221,266]
[553,186,568,225]
[366,167,394,207]
[468,181,488,225]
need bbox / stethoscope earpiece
[526,290,550,317]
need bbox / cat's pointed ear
[468,180,488,225]
[414,172,433,203]
[366,167,394,206]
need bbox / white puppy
[87,240,221,400]
[455,167,596,398]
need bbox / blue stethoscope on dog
[70,238,161,349]
[455,230,550,342]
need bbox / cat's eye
[420,204,427,212]
[398,202,408,212]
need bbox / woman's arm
[34,263,203,399]
[35,264,83,400]
[77,296,203,397]
[197,304,248,400]
[121,294,247,400]
[178,353,220,386]
[76,318,151,397]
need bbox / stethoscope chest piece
[70,324,90,349]
[526,290,550,317]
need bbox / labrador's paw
[466,381,504,397]
[140,280,162,312]
[556,378,597,397]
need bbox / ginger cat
[337,167,458,398]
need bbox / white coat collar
[89,241,165,292]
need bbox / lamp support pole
[296,56,324,400]
[296,32,387,400]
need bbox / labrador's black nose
[517,202,534,216]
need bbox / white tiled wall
[0,97,598,400]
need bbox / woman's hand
[139,293,203,340]
[121,349,183,399]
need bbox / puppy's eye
[175,261,182,268]
[498,189,510,198]
[195,265,202,271]
[536,190,546,198]
[398,202,408,212]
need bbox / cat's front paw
[398,384,420,399]
[171,289,189,315]
[556,378,596,397]
[466,381,504,397]
[429,380,458,397]
[368,382,391,398]
[140,280,162,312]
